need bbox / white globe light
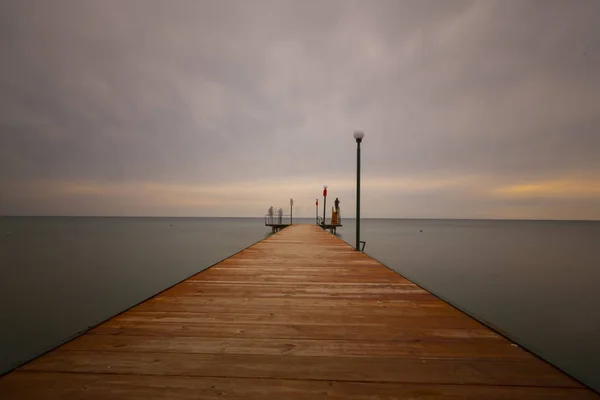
[353,131,365,140]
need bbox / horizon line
[2,215,599,222]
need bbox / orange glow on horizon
[491,179,600,199]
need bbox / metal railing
[265,214,291,225]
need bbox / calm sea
[1,217,599,391]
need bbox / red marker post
[315,199,319,224]
[322,185,328,225]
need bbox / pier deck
[0,224,597,399]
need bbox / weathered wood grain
[2,372,598,400]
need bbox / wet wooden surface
[1,224,598,399]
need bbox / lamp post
[322,185,328,225]
[290,198,294,225]
[354,130,364,251]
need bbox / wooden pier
[0,224,598,399]
[266,223,289,233]
[264,214,290,233]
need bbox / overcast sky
[1,0,599,219]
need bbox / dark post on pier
[354,130,364,251]
[322,185,327,225]
[1,225,598,399]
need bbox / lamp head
[353,130,364,143]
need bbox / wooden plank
[168,281,435,299]
[185,276,407,283]
[3,372,598,400]
[168,282,425,292]
[111,310,486,329]
[133,298,464,316]
[21,351,580,387]
[163,284,438,300]
[0,224,597,398]
[61,334,530,360]
[90,322,503,342]
[144,296,448,308]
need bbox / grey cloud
[1,0,599,217]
